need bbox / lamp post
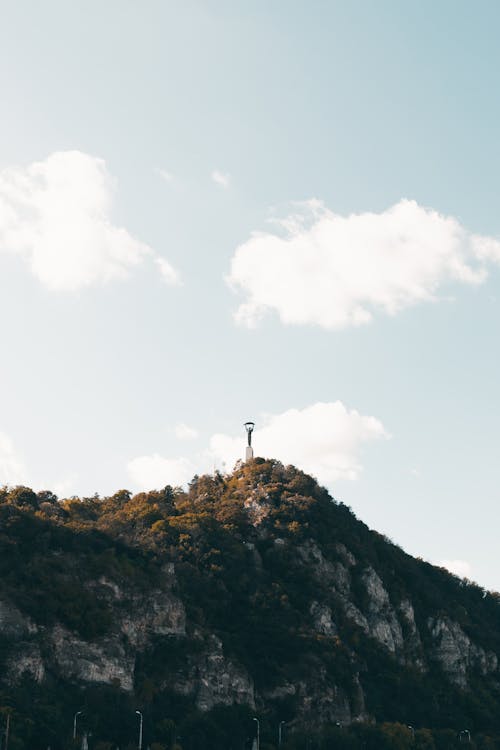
[252,717,260,750]
[458,730,471,743]
[278,721,286,748]
[73,712,82,742]
[136,711,143,750]
[407,725,415,743]
[4,713,10,750]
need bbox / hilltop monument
[244,421,255,461]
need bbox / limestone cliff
[0,461,499,748]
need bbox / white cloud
[175,423,199,441]
[227,199,500,329]
[127,453,194,490]
[127,402,387,491]
[438,559,472,579]
[210,401,389,483]
[211,170,231,189]
[50,473,79,498]
[0,432,80,495]
[0,150,179,291]
[0,432,27,486]
[155,167,174,183]
[155,256,181,285]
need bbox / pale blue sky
[0,1,499,589]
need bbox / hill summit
[1,459,500,749]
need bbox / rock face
[172,635,255,711]
[359,567,404,655]
[310,601,338,636]
[0,568,188,696]
[52,625,135,691]
[1,566,254,712]
[120,588,186,648]
[427,616,498,688]
[2,536,499,729]
[1,462,500,735]
[298,543,412,661]
[0,599,37,638]
[294,536,500,712]
[7,643,45,683]
[266,669,368,727]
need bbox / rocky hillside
[1,460,500,749]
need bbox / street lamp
[253,717,260,750]
[73,712,82,741]
[136,711,143,750]
[458,730,471,743]
[4,713,10,750]
[278,721,286,747]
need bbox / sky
[0,0,499,589]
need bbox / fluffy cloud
[174,423,199,441]
[438,559,472,579]
[0,431,79,495]
[155,167,174,183]
[210,401,389,483]
[227,199,500,329]
[0,151,179,290]
[0,432,27,486]
[155,257,181,286]
[51,474,79,498]
[211,170,231,189]
[127,453,194,490]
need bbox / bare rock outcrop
[0,599,37,638]
[428,616,498,688]
[361,567,404,655]
[172,634,255,711]
[50,625,135,692]
[7,642,45,683]
[293,668,367,726]
[310,601,338,636]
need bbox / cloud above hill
[210,401,389,483]
[0,431,26,486]
[174,423,199,441]
[126,402,388,490]
[127,453,195,490]
[438,559,473,579]
[0,151,179,291]
[227,199,500,329]
[211,170,231,189]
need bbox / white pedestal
[245,446,254,462]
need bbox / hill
[0,459,499,749]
